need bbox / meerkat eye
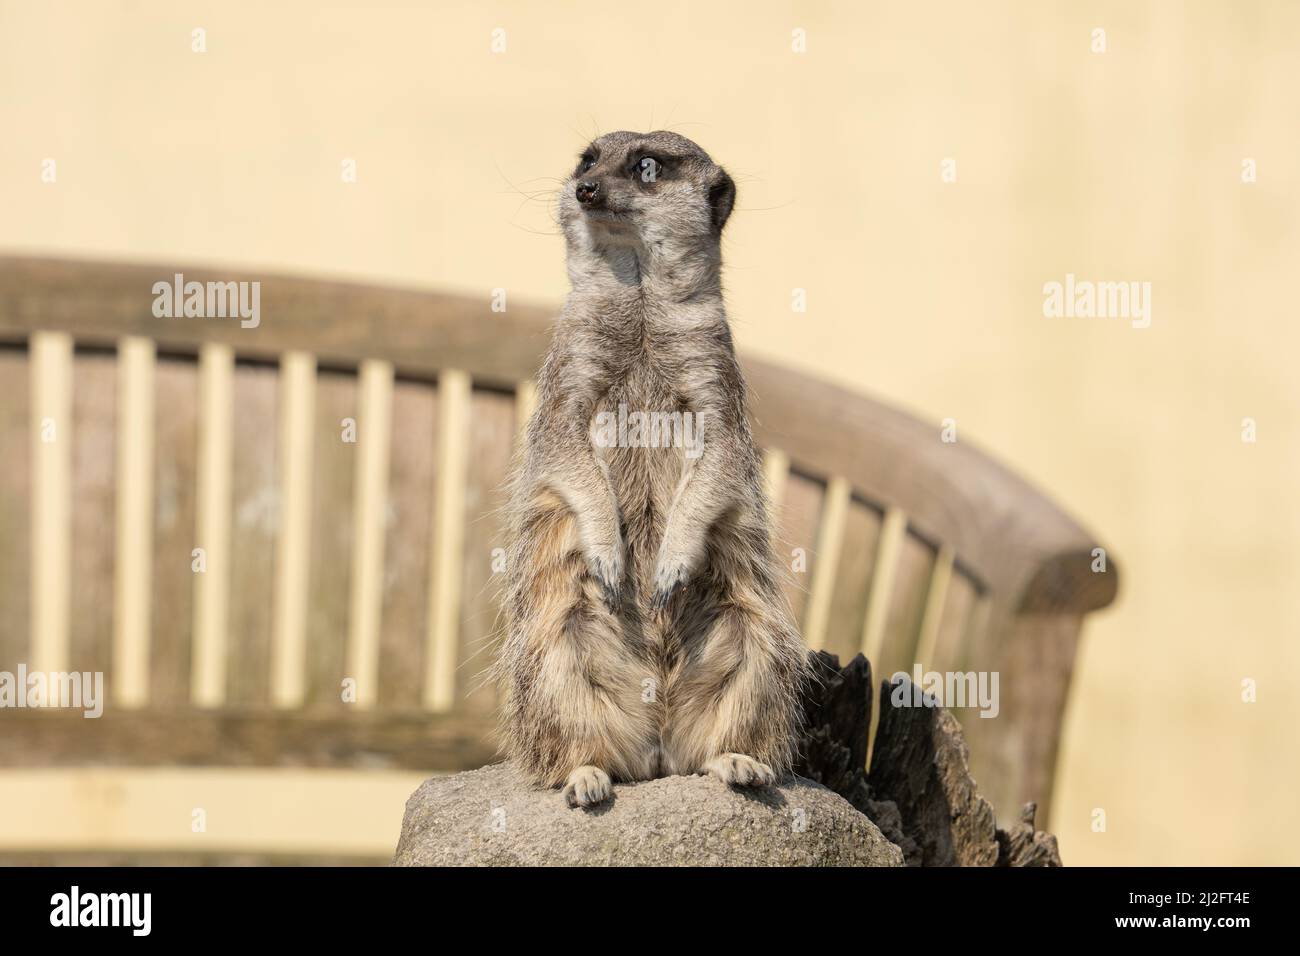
[633,155,663,184]
[577,152,597,176]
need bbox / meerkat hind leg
[702,753,776,788]
[563,765,613,807]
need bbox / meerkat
[497,131,807,807]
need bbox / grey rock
[394,762,905,867]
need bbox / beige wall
[2,0,1297,864]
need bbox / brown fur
[496,132,807,806]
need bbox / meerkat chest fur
[585,300,724,592]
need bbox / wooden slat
[876,530,937,684]
[457,389,515,713]
[823,499,883,662]
[773,471,823,627]
[0,708,498,771]
[192,344,233,707]
[514,379,536,440]
[954,592,999,676]
[802,476,851,651]
[346,359,394,710]
[864,522,937,766]
[929,567,979,674]
[226,362,279,707]
[0,348,30,670]
[150,358,199,707]
[113,339,154,707]
[860,506,906,666]
[68,353,116,682]
[305,370,357,709]
[913,543,956,670]
[378,380,437,710]
[30,331,72,676]
[425,369,471,712]
[762,448,790,510]
[271,352,315,709]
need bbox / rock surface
[394,761,905,867]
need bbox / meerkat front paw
[649,553,692,610]
[584,541,625,613]
[702,753,777,788]
[562,765,613,808]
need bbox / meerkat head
[559,131,736,270]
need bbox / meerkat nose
[576,180,602,206]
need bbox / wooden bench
[0,255,1117,856]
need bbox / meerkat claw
[650,561,690,611]
[702,753,777,788]
[599,579,621,613]
[587,553,623,612]
[562,766,613,808]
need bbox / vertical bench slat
[773,472,823,626]
[69,353,116,685]
[226,361,279,707]
[514,380,536,439]
[346,359,394,709]
[191,343,233,707]
[955,591,999,677]
[865,520,937,763]
[877,530,937,684]
[457,388,515,713]
[305,369,357,709]
[150,358,198,706]
[802,476,851,651]
[271,351,316,709]
[113,339,155,707]
[425,369,471,712]
[859,505,906,667]
[823,499,883,662]
[30,331,72,676]
[378,377,436,710]
[913,543,955,670]
[928,565,978,675]
[761,448,790,511]
[0,347,31,670]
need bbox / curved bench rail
[0,255,1118,825]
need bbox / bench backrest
[0,256,1118,823]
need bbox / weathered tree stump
[995,802,1063,867]
[795,652,1062,867]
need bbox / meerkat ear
[708,167,736,234]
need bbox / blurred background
[1,0,1297,865]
